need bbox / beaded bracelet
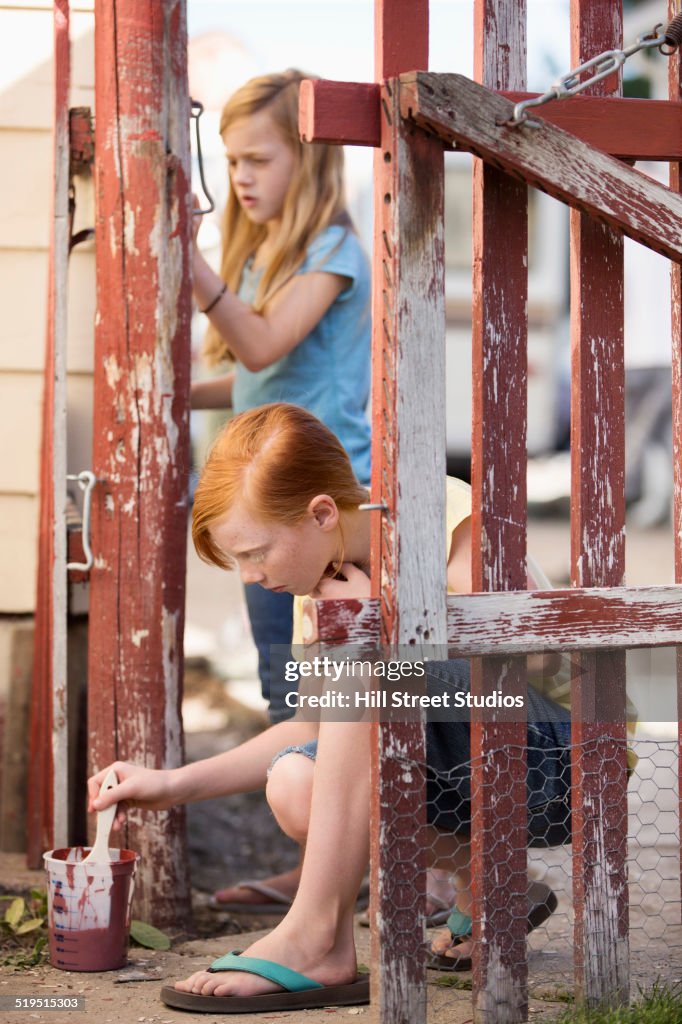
[201,283,227,315]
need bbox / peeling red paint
[89,0,192,929]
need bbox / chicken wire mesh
[406,734,682,1016]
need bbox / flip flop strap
[236,880,292,905]
[446,909,472,939]
[208,951,324,992]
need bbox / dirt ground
[1,662,680,1024]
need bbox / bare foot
[174,919,358,999]
[431,927,472,961]
[212,866,301,907]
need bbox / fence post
[569,0,629,1007]
[470,2,529,1021]
[668,0,682,927]
[89,0,192,928]
[27,0,71,867]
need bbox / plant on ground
[553,981,682,1024]
[129,920,171,950]
[0,890,48,968]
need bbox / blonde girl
[191,67,371,486]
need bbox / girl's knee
[266,752,314,840]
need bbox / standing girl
[190,70,371,911]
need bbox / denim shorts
[269,659,572,848]
[269,742,318,776]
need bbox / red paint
[45,847,137,972]
[403,73,682,264]
[299,80,380,146]
[90,0,192,928]
[502,93,682,161]
[297,0,679,1016]
[301,78,682,160]
[569,1,629,1007]
[668,0,682,928]
[375,0,428,79]
[28,0,71,869]
[307,584,682,657]
[368,77,442,1023]
[469,4,528,1018]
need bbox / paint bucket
[43,846,139,971]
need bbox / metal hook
[66,470,98,572]
[190,98,216,216]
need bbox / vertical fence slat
[569,0,629,1007]
[89,0,192,928]
[370,6,435,1024]
[27,0,71,867]
[668,0,682,925]
[370,77,445,1024]
[470,2,529,1020]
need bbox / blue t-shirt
[232,225,371,485]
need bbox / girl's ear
[308,494,339,532]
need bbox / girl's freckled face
[210,501,336,596]
[223,110,296,227]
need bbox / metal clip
[506,23,671,127]
[66,470,98,572]
[190,98,216,216]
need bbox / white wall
[0,1,95,612]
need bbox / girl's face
[210,497,340,596]
[223,109,296,227]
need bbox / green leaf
[16,918,44,935]
[4,898,25,929]
[129,920,171,950]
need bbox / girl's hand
[310,562,371,600]
[87,762,175,831]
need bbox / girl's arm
[193,247,349,373]
[87,718,318,830]
[190,371,235,410]
[447,515,561,676]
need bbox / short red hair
[192,403,368,569]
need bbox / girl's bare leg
[175,720,371,998]
[426,826,473,958]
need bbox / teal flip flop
[426,908,473,972]
[160,951,370,1014]
[426,885,559,973]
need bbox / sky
[187,0,571,89]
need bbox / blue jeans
[423,660,571,846]
[243,584,297,723]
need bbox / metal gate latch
[66,470,98,572]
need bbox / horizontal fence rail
[400,71,682,263]
[304,586,682,653]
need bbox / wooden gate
[301,0,682,1020]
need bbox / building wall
[0,1,95,613]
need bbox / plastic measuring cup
[43,846,139,971]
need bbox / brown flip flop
[160,952,370,1014]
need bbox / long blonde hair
[204,69,350,365]
[192,403,368,570]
